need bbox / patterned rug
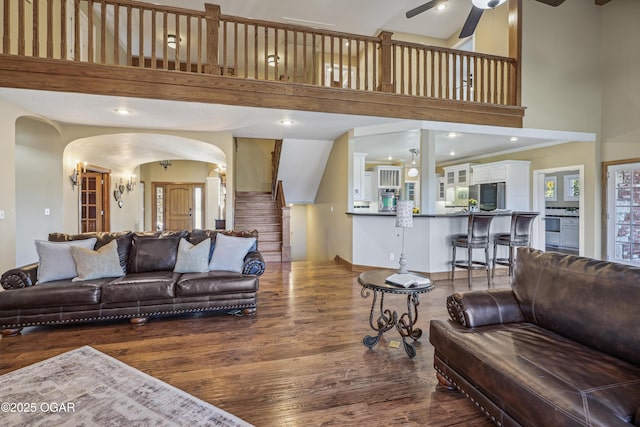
[0,346,253,427]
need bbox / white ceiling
[1,0,593,172]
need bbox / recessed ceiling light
[510,137,519,142]
[388,155,392,160]
[437,2,448,11]
[280,119,294,126]
[449,150,456,156]
[114,108,131,115]
[447,132,458,138]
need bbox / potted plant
[468,198,479,212]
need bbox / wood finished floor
[0,262,510,427]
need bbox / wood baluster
[126,5,131,66]
[151,9,157,69]
[293,30,297,83]
[18,0,25,56]
[162,11,168,70]
[112,3,118,64]
[243,23,248,78]
[138,7,144,68]
[86,0,93,61]
[320,35,325,86]
[330,35,334,86]
[32,0,39,57]
[312,33,317,86]
[100,2,106,64]
[363,40,368,91]
[231,20,237,76]
[221,19,227,74]
[253,24,258,79]
[61,0,66,59]
[174,13,180,71]
[338,36,343,88]
[355,40,360,90]
[197,16,203,73]
[46,0,53,58]
[347,37,351,89]
[2,0,8,54]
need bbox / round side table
[357,269,434,358]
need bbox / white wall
[290,205,307,261]
[278,139,334,204]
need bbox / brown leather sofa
[0,229,265,336]
[430,248,640,427]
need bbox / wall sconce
[159,160,172,170]
[267,54,279,67]
[69,162,87,188]
[113,179,126,208]
[126,175,136,192]
[167,34,179,49]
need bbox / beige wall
[235,138,275,192]
[15,117,66,265]
[307,133,352,263]
[521,1,602,135]
[289,205,308,261]
[600,0,640,163]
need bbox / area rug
[0,345,253,427]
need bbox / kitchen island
[347,211,540,278]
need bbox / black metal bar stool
[492,212,539,277]
[451,213,495,288]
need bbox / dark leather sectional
[0,229,265,336]
[431,248,640,427]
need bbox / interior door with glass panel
[80,171,110,232]
[607,163,640,266]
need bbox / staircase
[234,191,284,263]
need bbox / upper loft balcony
[0,0,525,128]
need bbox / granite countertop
[346,210,525,218]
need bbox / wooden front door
[165,184,194,231]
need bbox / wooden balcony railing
[0,0,518,107]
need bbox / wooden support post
[205,3,220,75]
[377,31,393,93]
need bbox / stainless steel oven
[545,216,561,233]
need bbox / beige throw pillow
[71,240,125,281]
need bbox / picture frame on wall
[545,176,557,201]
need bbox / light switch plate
[44,208,51,216]
[0,210,4,220]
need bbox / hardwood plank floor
[0,262,510,426]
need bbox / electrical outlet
[389,252,395,261]
[0,210,4,220]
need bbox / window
[606,162,640,266]
[563,174,580,201]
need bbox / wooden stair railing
[0,0,520,107]
[275,180,291,263]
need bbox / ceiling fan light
[408,167,419,178]
[471,0,507,9]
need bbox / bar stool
[492,212,539,277]
[451,213,495,288]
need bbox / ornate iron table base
[359,270,433,358]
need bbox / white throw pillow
[71,240,125,281]
[208,233,257,273]
[35,238,98,284]
[174,238,211,273]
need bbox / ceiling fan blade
[459,7,484,38]
[535,0,566,5]
[406,0,446,19]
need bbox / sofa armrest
[1,263,39,290]
[243,251,265,276]
[447,289,525,328]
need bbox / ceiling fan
[406,0,566,39]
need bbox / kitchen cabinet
[560,218,579,249]
[353,152,366,201]
[471,160,531,211]
[444,163,474,186]
[443,163,475,207]
[546,232,561,247]
[437,176,445,201]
